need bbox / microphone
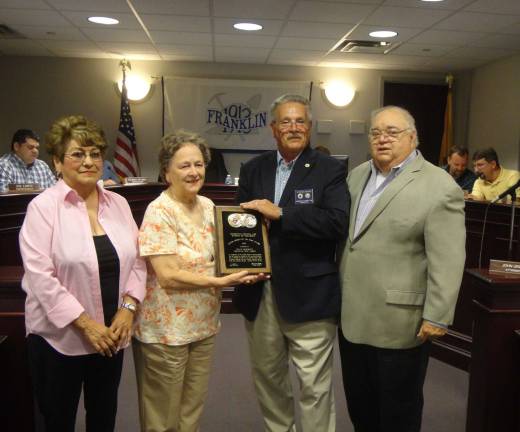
[491,179,520,203]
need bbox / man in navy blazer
[234,94,349,432]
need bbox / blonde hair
[46,115,107,162]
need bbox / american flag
[114,78,140,178]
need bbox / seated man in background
[0,129,56,192]
[470,147,520,201]
[444,146,477,193]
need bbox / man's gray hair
[370,105,419,146]
[270,94,312,122]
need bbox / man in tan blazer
[339,106,466,432]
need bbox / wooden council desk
[0,182,236,431]
[0,186,519,431]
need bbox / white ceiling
[0,0,519,71]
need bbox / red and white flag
[114,77,140,178]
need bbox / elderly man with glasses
[234,94,349,432]
[0,129,56,192]
[338,106,466,432]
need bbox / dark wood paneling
[0,183,238,432]
[0,266,33,432]
[432,199,519,371]
[0,182,237,266]
[464,270,520,432]
[2,188,519,431]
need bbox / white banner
[163,77,312,151]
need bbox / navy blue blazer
[233,145,350,323]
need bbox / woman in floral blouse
[133,130,260,432]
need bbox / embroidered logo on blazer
[295,189,314,204]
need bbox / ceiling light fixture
[369,30,398,38]
[233,22,263,31]
[88,16,119,25]
[420,0,445,2]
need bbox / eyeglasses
[22,143,39,151]
[369,128,410,141]
[277,119,309,130]
[64,150,103,163]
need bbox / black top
[93,234,120,326]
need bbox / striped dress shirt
[274,151,301,205]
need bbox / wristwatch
[120,302,137,313]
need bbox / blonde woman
[20,115,146,431]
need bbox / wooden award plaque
[214,206,271,275]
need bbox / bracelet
[120,302,137,313]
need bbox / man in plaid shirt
[0,129,56,192]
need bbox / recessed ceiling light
[420,0,445,2]
[233,22,263,31]
[369,30,398,38]
[88,16,119,25]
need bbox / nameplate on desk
[7,183,41,192]
[214,206,271,275]
[489,259,520,276]
[123,177,149,185]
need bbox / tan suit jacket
[340,154,466,349]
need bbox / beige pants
[132,335,216,432]
[245,281,337,432]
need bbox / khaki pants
[245,281,337,432]
[132,335,216,432]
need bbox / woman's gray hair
[270,94,312,122]
[158,129,211,183]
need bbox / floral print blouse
[134,192,221,345]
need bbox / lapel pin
[304,163,310,168]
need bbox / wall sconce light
[115,74,153,102]
[321,80,356,108]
